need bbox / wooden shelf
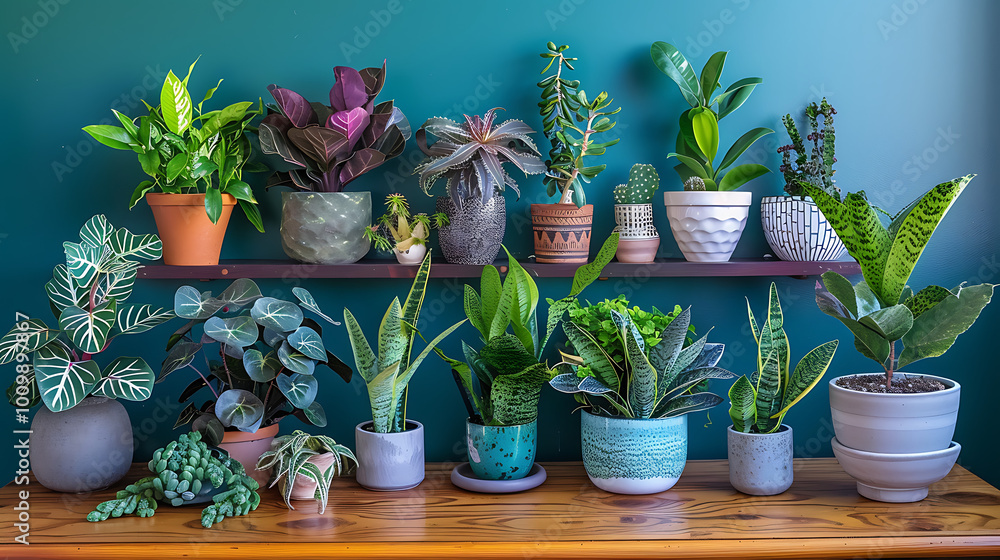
[1,459,998,559]
[136,259,862,280]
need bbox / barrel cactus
[684,176,707,191]
[613,164,660,204]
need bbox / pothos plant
[364,193,449,253]
[160,279,352,445]
[83,59,266,232]
[0,215,175,412]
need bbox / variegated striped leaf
[115,304,175,336]
[367,361,399,433]
[777,340,838,417]
[278,340,315,375]
[0,319,60,365]
[344,308,377,382]
[174,285,224,320]
[217,278,263,306]
[109,227,162,260]
[656,392,724,418]
[59,301,117,354]
[251,297,303,332]
[623,314,657,419]
[204,315,258,348]
[95,267,138,305]
[287,326,326,361]
[6,371,40,408]
[728,375,757,432]
[79,215,113,248]
[243,349,281,382]
[33,344,101,412]
[276,372,318,408]
[377,298,405,372]
[489,362,550,425]
[63,241,103,287]
[292,287,339,325]
[45,264,88,315]
[93,356,154,401]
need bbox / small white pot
[394,243,427,265]
[761,196,847,261]
[663,191,751,262]
[832,437,961,502]
[355,420,425,491]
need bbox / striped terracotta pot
[530,203,593,264]
[761,196,847,261]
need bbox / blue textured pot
[466,419,537,481]
[580,410,688,494]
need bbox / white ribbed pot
[761,196,847,261]
[663,191,751,262]
[832,438,961,503]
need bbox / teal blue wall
[3,0,998,488]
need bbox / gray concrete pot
[354,420,424,491]
[280,192,371,264]
[727,424,793,496]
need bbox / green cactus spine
[613,164,660,204]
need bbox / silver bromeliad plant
[1,215,174,412]
[255,430,357,514]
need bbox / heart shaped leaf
[204,315,259,348]
[287,326,326,361]
[34,345,101,412]
[215,389,264,430]
[251,297,304,332]
[276,372,318,409]
[93,357,155,401]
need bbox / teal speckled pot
[581,411,688,494]
[466,419,537,480]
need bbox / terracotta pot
[146,193,235,266]
[616,237,659,263]
[530,203,594,264]
[281,452,338,500]
[217,423,279,487]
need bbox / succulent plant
[259,61,410,192]
[779,98,840,199]
[613,164,660,204]
[684,177,706,191]
[256,430,357,514]
[414,108,545,210]
[364,193,449,253]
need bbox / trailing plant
[0,215,174,412]
[364,193,449,253]
[729,283,838,434]
[83,59,266,232]
[551,306,735,418]
[802,175,995,388]
[159,279,352,445]
[344,251,466,433]
[259,61,410,192]
[87,431,259,528]
[538,42,621,207]
[414,107,545,210]
[650,42,772,191]
[779,98,839,199]
[613,164,660,205]
[256,429,357,514]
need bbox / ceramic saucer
[450,462,546,493]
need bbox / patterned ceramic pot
[530,203,594,264]
[761,196,847,261]
[437,197,506,265]
[727,424,794,496]
[280,192,372,264]
[580,411,688,494]
[466,419,537,481]
[663,191,751,262]
[355,420,425,491]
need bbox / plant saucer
[450,462,546,493]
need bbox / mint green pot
[466,419,537,481]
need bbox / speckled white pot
[581,411,687,494]
[727,425,793,496]
[355,421,424,491]
[663,191,751,262]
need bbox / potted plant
[550,304,736,494]
[158,278,352,485]
[727,282,838,495]
[256,430,357,513]
[613,164,661,263]
[414,108,544,265]
[364,193,449,265]
[259,61,410,264]
[763,98,848,261]
[803,174,994,502]
[0,215,174,492]
[650,42,773,262]
[84,59,266,266]
[535,42,621,263]
[344,252,466,490]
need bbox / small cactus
[613,164,660,204]
[684,177,707,191]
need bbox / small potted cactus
[612,164,660,263]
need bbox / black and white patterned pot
[761,196,847,261]
[436,196,506,265]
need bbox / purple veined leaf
[286,126,348,171]
[339,148,386,187]
[258,115,307,167]
[330,66,368,111]
[372,126,405,160]
[359,59,387,99]
[267,85,316,128]
[327,107,370,152]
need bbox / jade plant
[779,98,840,199]
[650,42,772,191]
[538,42,621,207]
[83,59,266,232]
[802,175,995,389]
[414,107,545,210]
[87,431,259,528]
[345,252,466,433]
[613,164,660,205]
[255,430,357,514]
[160,279,352,445]
[364,193,449,253]
[729,283,839,434]
[0,215,174,412]
[259,61,410,192]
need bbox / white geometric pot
[761,196,847,261]
[663,191,751,262]
[614,204,658,239]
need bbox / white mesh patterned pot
[614,204,659,263]
[663,191,751,262]
[761,196,847,261]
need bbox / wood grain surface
[1,459,998,559]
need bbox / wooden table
[1,459,998,559]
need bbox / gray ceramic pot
[280,192,371,264]
[727,424,794,496]
[355,420,424,491]
[580,411,687,494]
[30,396,133,493]
[436,196,505,265]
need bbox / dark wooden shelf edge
[136,259,862,280]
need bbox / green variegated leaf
[215,389,263,430]
[648,306,691,393]
[63,241,103,287]
[623,316,657,419]
[377,298,405,372]
[94,267,138,306]
[203,315,258,348]
[243,349,281,382]
[251,297,304,332]
[858,304,913,341]
[728,375,756,433]
[569,233,619,297]
[93,357,155,401]
[59,301,116,354]
[656,392,724,418]
[562,321,619,391]
[754,333,783,432]
[7,372,41,408]
[480,265,502,331]
[158,340,202,381]
[902,285,952,319]
[291,287,338,325]
[659,367,735,405]
[777,340,838,417]
[464,285,486,339]
[367,362,399,433]
[898,283,994,369]
[79,215,113,247]
[108,228,162,261]
[549,372,614,395]
[278,341,315,375]
[287,326,326,361]
[344,308,377,382]
[33,344,101,412]
[174,286,224,320]
[115,304,175,336]
[489,363,551,425]
[161,69,193,135]
[0,319,60,365]
[489,268,518,339]
[398,252,431,370]
[46,264,88,314]
[276,372,318,408]
[218,278,263,307]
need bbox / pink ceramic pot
[217,423,279,486]
[282,452,338,500]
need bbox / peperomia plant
[803,175,995,389]
[0,215,174,412]
[160,279,352,445]
[779,98,839,199]
[650,42,772,191]
[259,61,410,192]
[729,283,838,434]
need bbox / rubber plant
[255,430,357,514]
[729,283,839,434]
[159,279,352,445]
[802,174,995,389]
[0,215,174,412]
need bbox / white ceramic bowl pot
[355,420,425,491]
[727,425,793,496]
[760,196,847,261]
[663,191,752,262]
[832,438,961,503]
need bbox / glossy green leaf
[898,283,994,369]
[717,77,763,119]
[718,163,770,191]
[902,285,952,319]
[650,41,701,107]
[777,340,838,417]
[276,372,318,409]
[82,125,132,150]
[717,127,773,172]
[59,301,117,354]
[45,264,88,315]
[33,345,101,412]
[821,271,859,319]
[242,349,281,382]
[251,297,304,332]
[93,357,155,401]
[158,340,202,381]
[173,285,224,320]
[728,375,756,433]
[858,304,913,341]
[160,70,193,135]
[203,315,258,348]
[278,340,315,375]
[690,109,719,163]
[287,326,326,361]
[699,51,727,103]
